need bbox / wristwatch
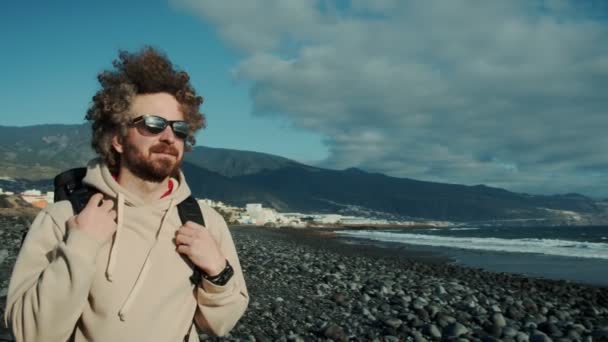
[202,260,234,286]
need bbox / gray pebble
[0,249,9,264]
[422,324,442,339]
[515,331,530,342]
[503,326,518,338]
[492,312,507,328]
[323,323,347,342]
[383,318,402,329]
[530,332,553,342]
[444,322,469,338]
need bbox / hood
[82,158,191,208]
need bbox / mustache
[149,144,179,156]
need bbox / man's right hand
[67,193,118,242]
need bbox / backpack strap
[21,168,95,245]
[54,167,97,214]
[177,196,205,227]
[177,195,206,285]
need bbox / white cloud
[174,0,608,197]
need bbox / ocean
[335,225,608,287]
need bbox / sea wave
[335,230,608,260]
[448,227,480,231]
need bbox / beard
[122,140,182,183]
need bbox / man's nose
[159,125,177,143]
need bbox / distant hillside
[1,123,607,223]
[0,194,32,209]
[185,146,302,177]
[0,194,39,218]
[0,123,298,179]
[227,166,603,222]
[0,124,94,179]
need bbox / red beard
[123,141,182,183]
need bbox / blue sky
[2,0,608,197]
[0,0,328,164]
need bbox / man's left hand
[175,221,226,276]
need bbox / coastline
[331,227,608,288]
[210,226,608,341]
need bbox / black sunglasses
[130,115,189,140]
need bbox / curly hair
[85,46,206,172]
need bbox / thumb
[85,193,104,209]
[184,220,205,229]
[67,215,78,230]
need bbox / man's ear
[112,134,124,154]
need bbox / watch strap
[202,260,234,286]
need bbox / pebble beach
[1,217,608,341]
[215,226,608,342]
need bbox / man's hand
[67,193,117,243]
[175,221,226,276]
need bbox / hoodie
[4,159,249,342]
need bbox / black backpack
[51,167,205,284]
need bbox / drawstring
[118,198,176,321]
[106,193,125,281]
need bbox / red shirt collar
[160,179,174,199]
[112,174,174,199]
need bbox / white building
[236,214,254,225]
[244,203,280,225]
[22,189,42,196]
[246,203,263,214]
[313,214,343,224]
[19,189,55,208]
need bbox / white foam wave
[335,231,608,260]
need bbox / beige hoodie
[4,159,249,342]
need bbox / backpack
[51,167,206,284]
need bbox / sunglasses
[130,115,189,140]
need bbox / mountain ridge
[1,123,606,223]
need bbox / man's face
[118,93,186,182]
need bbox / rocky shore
[205,226,608,342]
[2,218,608,341]
[0,215,31,342]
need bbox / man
[4,47,249,341]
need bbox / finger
[67,215,77,229]
[101,199,114,211]
[87,193,104,208]
[109,210,117,221]
[177,225,197,237]
[184,220,205,229]
[175,233,193,246]
[176,244,190,255]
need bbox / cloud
[174,0,608,197]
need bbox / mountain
[185,146,302,177]
[0,124,297,178]
[228,166,604,222]
[0,124,94,180]
[1,123,606,223]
